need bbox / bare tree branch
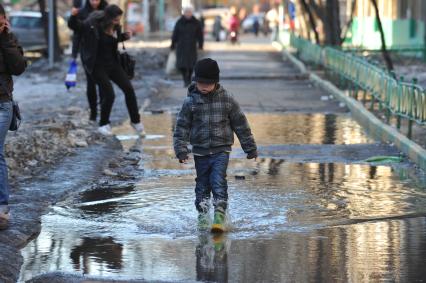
[299,0,320,44]
[307,0,325,20]
[370,0,394,71]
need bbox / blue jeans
[194,152,230,213]
[0,101,12,206]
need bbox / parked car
[9,11,71,52]
[241,13,265,33]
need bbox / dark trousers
[84,68,98,121]
[92,65,140,126]
[180,68,193,87]
[194,152,230,213]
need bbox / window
[10,16,42,29]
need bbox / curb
[281,48,426,171]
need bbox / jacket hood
[83,0,108,13]
[85,10,105,25]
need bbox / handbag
[119,42,136,80]
[9,100,21,131]
[0,80,21,131]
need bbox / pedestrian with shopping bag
[171,5,204,87]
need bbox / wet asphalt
[17,37,426,282]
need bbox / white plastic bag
[65,59,78,90]
[165,51,177,75]
[219,30,227,41]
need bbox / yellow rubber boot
[211,211,226,233]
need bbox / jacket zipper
[208,98,212,153]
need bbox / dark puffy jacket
[0,32,27,101]
[174,84,257,157]
[68,11,127,73]
[69,0,108,58]
[171,16,203,69]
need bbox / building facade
[348,0,426,48]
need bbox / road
[18,36,426,283]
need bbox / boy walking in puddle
[174,58,258,232]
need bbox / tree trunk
[307,0,342,45]
[370,0,394,71]
[299,0,320,44]
[37,0,48,46]
[38,0,61,61]
[326,0,342,45]
[52,0,61,61]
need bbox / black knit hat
[193,58,220,83]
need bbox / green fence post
[384,72,395,124]
[407,78,417,139]
[397,76,404,130]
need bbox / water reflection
[19,217,426,282]
[114,112,371,153]
[75,184,135,215]
[70,237,123,273]
[196,233,230,283]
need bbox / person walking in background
[253,17,260,37]
[228,7,240,44]
[69,4,145,136]
[266,6,279,41]
[0,4,27,230]
[69,0,108,123]
[212,16,223,42]
[171,5,204,87]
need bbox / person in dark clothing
[0,4,27,230]
[171,5,204,87]
[212,16,223,42]
[253,17,260,36]
[69,0,108,122]
[69,4,145,136]
[173,58,257,233]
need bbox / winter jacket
[174,84,257,158]
[171,16,204,69]
[69,0,108,58]
[0,32,27,101]
[68,11,127,73]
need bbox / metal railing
[289,33,426,138]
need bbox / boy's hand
[178,153,189,164]
[247,150,258,160]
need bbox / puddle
[19,112,426,282]
[19,160,426,282]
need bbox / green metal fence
[289,34,323,65]
[289,33,426,138]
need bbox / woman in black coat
[171,6,204,87]
[69,0,108,122]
